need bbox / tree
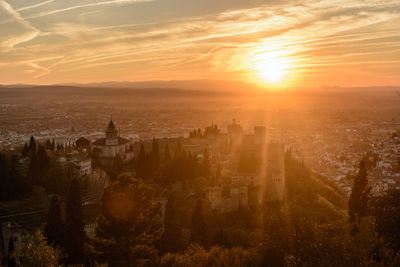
[190,199,208,247]
[20,231,60,267]
[164,143,172,160]
[65,179,85,264]
[201,149,211,178]
[51,139,55,151]
[7,237,16,267]
[44,195,65,248]
[92,173,163,267]
[161,194,189,253]
[9,155,21,193]
[0,153,13,200]
[108,155,124,180]
[174,139,183,158]
[372,188,400,254]
[43,162,66,195]
[28,136,36,156]
[348,160,370,225]
[22,143,29,158]
[151,138,160,172]
[136,143,147,179]
[160,244,259,267]
[213,227,228,248]
[28,145,51,186]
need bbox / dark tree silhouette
[136,143,147,179]
[28,145,51,186]
[22,143,29,158]
[160,194,188,253]
[28,136,36,156]
[190,199,208,247]
[201,148,211,178]
[372,188,400,254]
[348,160,370,224]
[164,143,171,161]
[65,179,85,264]
[152,137,160,172]
[7,237,16,267]
[92,173,163,266]
[43,163,67,195]
[0,153,13,200]
[174,139,183,158]
[44,195,65,248]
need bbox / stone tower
[105,120,118,146]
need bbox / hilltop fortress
[84,119,285,212]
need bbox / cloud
[0,0,399,85]
[25,0,153,19]
[16,0,54,12]
[0,0,40,49]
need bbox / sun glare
[252,50,291,84]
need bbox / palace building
[92,120,134,162]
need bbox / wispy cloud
[0,0,39,49]
[16,0,54,12]
[0,0,399,85]
[26,0,153,19]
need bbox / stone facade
[92,120,134,162]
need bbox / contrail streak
[16,0,54,12]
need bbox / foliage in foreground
[90,173,163,267]
[160,244,259,267]
[20,231,60,267]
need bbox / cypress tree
[9,155,22,196]
[31,146,50,186]
[213,227,228,247]
[28,136,36,156]
[44,195,65,247]
[174,139,182,158]
[45,140,52,150]
[348,160,370,225]
[190,199,208,247]
[7,237,16,267]
[44,163,67,195]
[65,179,85,264]
[93,173,163,266]
[110,155,124,180]
[136,143,146,178]
[161,194,186,252]
[372,188,400,253]
[202,148,211,178]
[164,143,171,161]
[0,153,13,201]
[22,143,29,158]
[152,138,160,171]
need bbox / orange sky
[0,0,399,87]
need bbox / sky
[0,0,399,87]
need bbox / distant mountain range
[0,79,262,92]
[0,79,399,92]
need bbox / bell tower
[105,120,118,145]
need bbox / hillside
[285,156,348,224]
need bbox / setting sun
[253,51,290,84]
